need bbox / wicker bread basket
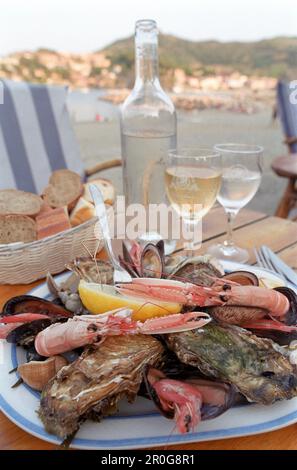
[0,217,102,284]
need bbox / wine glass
[165,147,222,253]
[207,143,263,263]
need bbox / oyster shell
[165,254,224,286]
[167,323,297,405]
[67,258,114,285]
[39,335,164,439]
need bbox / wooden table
[1,207,297,450]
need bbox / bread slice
[0,189,42,217]
[36,206,71,240]
[0,215,37,244]
[70,197,95,227]
[84,178,115,206]
[43,169,83,211]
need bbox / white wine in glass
[207,144,263,263]
[165,148,222,252]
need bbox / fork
[254,247,275,272]
[89,184,132,284]
[254,246,288,283]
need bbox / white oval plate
[1,261,297,449]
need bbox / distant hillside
[102,34,297,85]
[1,35,296,91]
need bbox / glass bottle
[120,19,177,208]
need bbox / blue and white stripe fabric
[277,80,297,154]
[0,80,84,193]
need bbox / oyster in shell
[167,323,297,404]
[39,335,164,439]
[165,254,224,286]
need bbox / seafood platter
[1,240,297,449]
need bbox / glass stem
[225,211,236,247]
[183,219,199,256]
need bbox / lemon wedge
[259,277,284,289]
[78,280,182,321]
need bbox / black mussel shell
[143,367,174,419]
[6,319,52,347]
[140,243,164,278]
[26,346,46,362]
[120,241,140,277]
[156,240,165,258]
[1,295,73,319]
[186,378,237,421]
[222,271,259,286]
[143,366,237,423]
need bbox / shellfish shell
[18,356,68,391]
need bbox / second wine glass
[207,143,263,263]
[165,147,222,253]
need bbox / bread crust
[42,169,83,210]
[0,215,37,244]
[0,189,42,217]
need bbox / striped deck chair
[0,79,121,193]
[272,80,297,218]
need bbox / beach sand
[74,108,287,215]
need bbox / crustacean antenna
[133,301,175,317]
[80,237,102,287]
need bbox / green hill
[102,34,297,83]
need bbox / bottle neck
[134,23,159,85]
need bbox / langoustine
[34,308,211,357]
[145,367,237,433]
[116,277,290,319]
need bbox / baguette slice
[70,197,95,227]
[0,215,37,244]
[84,178,115,206]
[36,206,71,240]
[43,169,83,211]
[0,189,42,217]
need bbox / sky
[1,0,297,56]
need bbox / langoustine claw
[0,313,51,340]
[35,309,211,357]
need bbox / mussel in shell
[1,295,72,347]
[222,271,259,286]
[2,295,73,318]
[120,240,165,278]
[144,366,237,422]
[140,242,164,278]
[167,323,297,405]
